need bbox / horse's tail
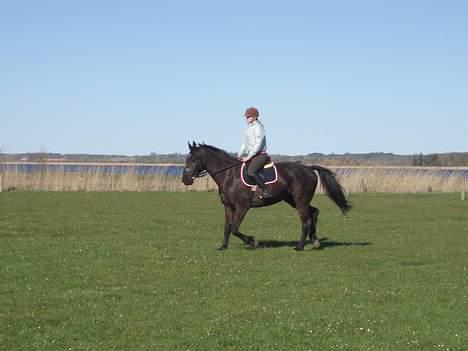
[308,165,352,214]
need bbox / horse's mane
[196,143,237,162]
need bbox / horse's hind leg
[285,195,316,250]
[295,205,312,251]
[309,206,321,249]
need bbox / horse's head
[182,142,206,185]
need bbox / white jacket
[238,120,267,158]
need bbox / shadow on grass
[255,237,371,249]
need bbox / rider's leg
[247,154,272,198]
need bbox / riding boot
[253,174,272,199]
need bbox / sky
[1,0,467,156]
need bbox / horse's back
[275,161,318,185]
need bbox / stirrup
[258,190,273,199]
[252,174,271,199]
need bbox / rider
[237,106,273,199]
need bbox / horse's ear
[188,141,193,152]
[192,141,197,149]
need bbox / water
[1,163,185,176]
[2,163,468,178]
[333,167,468,178]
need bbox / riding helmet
[244,107,259,118]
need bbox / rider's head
[244,107,259,122]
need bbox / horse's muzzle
[182,174,194,185]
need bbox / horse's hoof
[248,237,258,248]
[294,246,304,251]
[217,245,228,251]
[248,240,258,249]
[312,239,321,249]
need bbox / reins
[195,162,240,178]
[211,162,240,176]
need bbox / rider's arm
[246,123,265,159]
[238,143,246,158]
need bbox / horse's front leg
[219,206,233,250]
[231,207,257,248]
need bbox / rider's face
[246,115,256,124]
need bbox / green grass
[0,192,467,350]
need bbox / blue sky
[1,1,467,155]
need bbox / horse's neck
[201,149,237,184]
[203,152,231,173]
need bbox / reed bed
[0,163,215,192]
[331,166,468,194]
[0,163,467,193]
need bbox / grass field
[0,192,467,350]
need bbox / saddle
[240,162,278,187]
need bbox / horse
[182,142,351,250]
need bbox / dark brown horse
[182,142,351,250]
